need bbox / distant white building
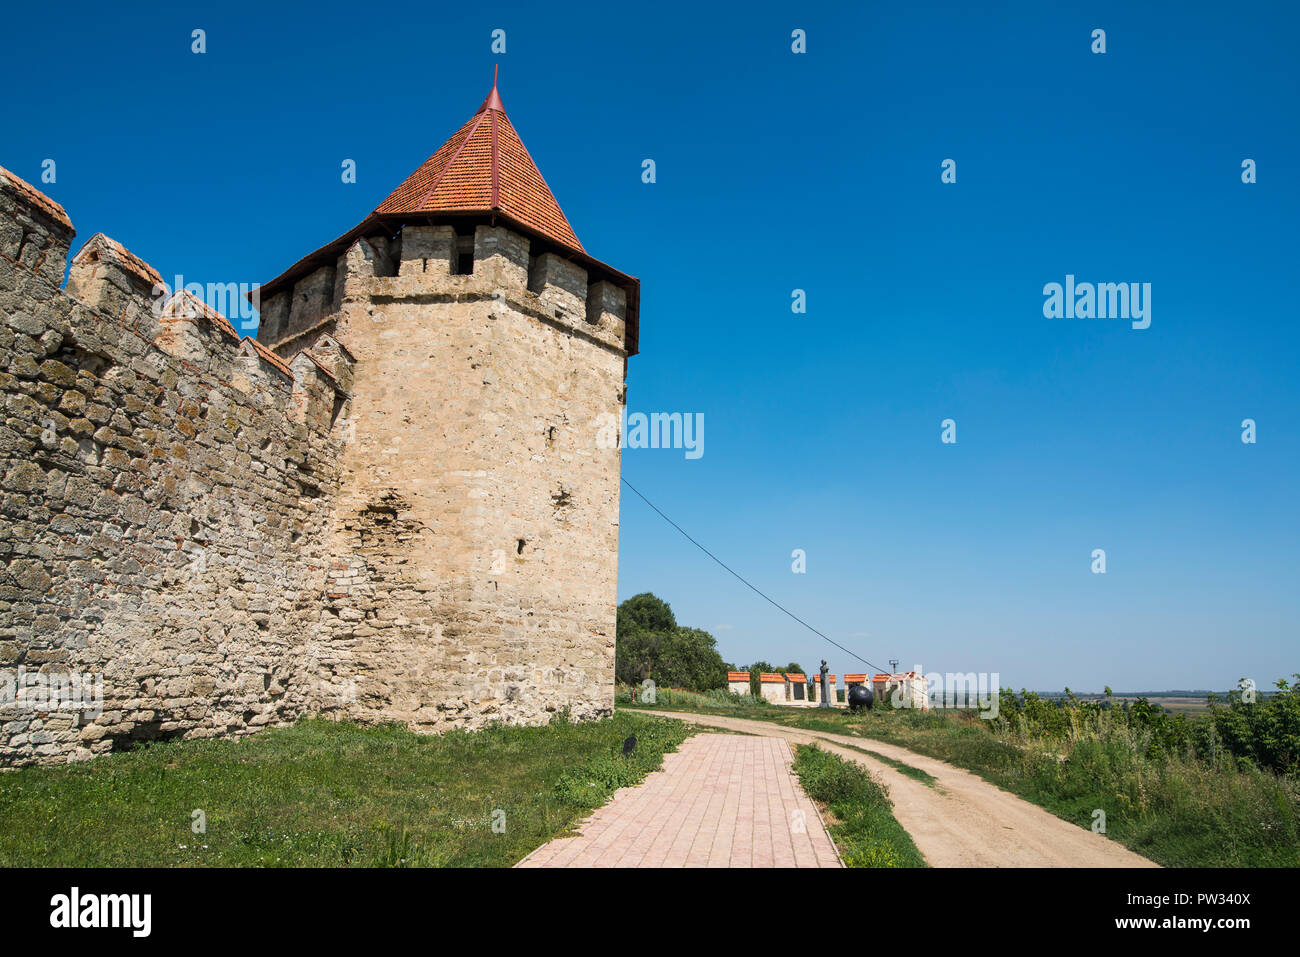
[727,671,843,706]
[756,673,788,704]
[871,671,930,710]
[726,669,929,709]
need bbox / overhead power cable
[620,477,890,676]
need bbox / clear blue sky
[5,1,1296,691]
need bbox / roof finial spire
[481,64,504,113]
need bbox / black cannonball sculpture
[847,683,874,711]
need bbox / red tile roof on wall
[161,290,241,342]
[297,351,339,383]
[244,337,294,378]
[0,164,73,232]
[727,672,750,682]
[759,673,786,683]
[73,233,165,291]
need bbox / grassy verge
[791,744,926,867]
[861,710,1300,867]
[617,685,775,712]
[622,696,1299,867]
[834,741,939,788]
[0,712,692,867]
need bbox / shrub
[792,745,925,868]
[1209,676,1300,778]
[615,684,770,711]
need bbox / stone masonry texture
[0,162,632,766]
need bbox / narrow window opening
[527,253,544,293]
[452,234,475,275]
[372,234,399,276]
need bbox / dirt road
[640,710,1158,868]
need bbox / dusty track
[640,710,1158,868]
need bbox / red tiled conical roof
[373,76,583,253]
[256,73,639,353]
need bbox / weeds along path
[639,711,1158,868]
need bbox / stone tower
[0,77,636,766]
[253,76,639,730]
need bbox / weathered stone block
[529,253,587,321]
[287,265,336,335]
[397,226,455,279]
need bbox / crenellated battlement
[257,222,631,360]
[0,166,73,289]
[66,233,167,341]
[0,165,356,765]
[0,164,354,426]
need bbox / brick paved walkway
[516,733,842,868]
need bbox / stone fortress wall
[0,164,630,766]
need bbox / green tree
[657,627,729,692]
[746,661,775,698]
[614,593,728,692]
[616,593,676,638]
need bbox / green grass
[841,710,1299,867]
[791,744,926,867]
[834,741,939,788]
[615,685,774,712]
[0,712,693,867]
[622,696,1300,867]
